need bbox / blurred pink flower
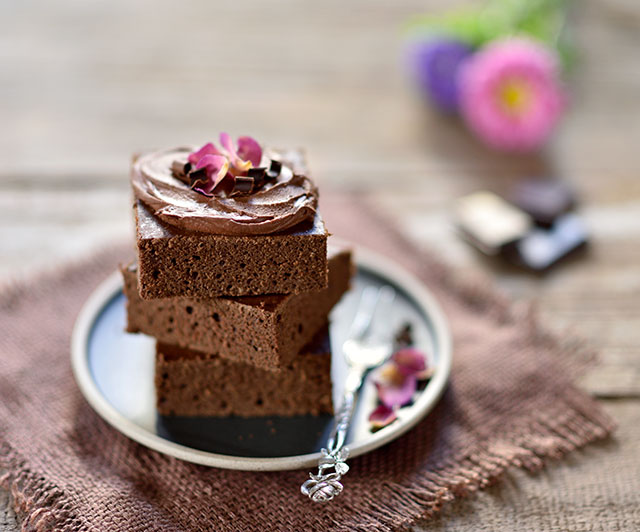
[458,37,566,152]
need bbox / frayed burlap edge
[0,208,617,532]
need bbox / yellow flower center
[498,78,532,117]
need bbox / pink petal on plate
[416,367,436,381]
[368,404,397,430]
[392,348,428,377]
[237,136,262,166]
[188,142,220,165]
[195,154,230,193]
[375,373,417,409]
[219,132,252,172]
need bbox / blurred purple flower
[410,37,474,112]
[458,37,566,152]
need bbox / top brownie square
[135,201,328,299]
[131,141,328,299]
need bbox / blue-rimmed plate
[71,242,452,471]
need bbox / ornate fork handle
[301,285,395,503]
[301,366,363,503]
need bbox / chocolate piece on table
[155,326,333,417]
[508,179,576,227]
[504,213,588,271]
[122,247,352,371]
[454,191,532,255]
[135,201,328,299]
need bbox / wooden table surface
[1,0,639,530]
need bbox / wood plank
[0,0,639,529]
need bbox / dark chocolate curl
[187,168,208,190]
[247,167,266,178]
[266,159,282,180]
[171,160,192,184]
[247,167,267,188]
[233,176,254,194]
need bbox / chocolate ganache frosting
[131,146,318,235]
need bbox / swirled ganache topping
[131,137,319,236]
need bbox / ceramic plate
[71,242,452,471]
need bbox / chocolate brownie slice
[155,327,333,417]
[136,201,328,299]
[122,247,352,371]
[133,145,329,299]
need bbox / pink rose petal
[416,367,436,381]
[237,136,262,166]
[195,154,230,193]
[219,132,254,172]
[392,348,428,377]
[374,371,417,409]
[368,404,397,430]
[219,132,234,154]
[188,142,221,165]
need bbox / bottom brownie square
[155,327,333,418]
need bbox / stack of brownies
[121,135,352,418]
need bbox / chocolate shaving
[170,157,284,200]
[247,167,266,178]
[247,167,267,188]
[266,159,282,181]
[170,159,214,196]
[171,160,192,185]
[232,176,254,195]
[188,168,209,190]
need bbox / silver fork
[301,285,396,503]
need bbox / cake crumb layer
[135,201,328,299]
[122,247,352,371]
[155,328,333,418]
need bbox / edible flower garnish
[176,133,272,197]
[369,404,398,431]
[219,132,262,173]
[373,362,418,409]
[368,326,433,431]
[192,154,229,196]
[392,347,433,380]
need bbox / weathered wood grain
[1,0,639,530]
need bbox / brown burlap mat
[0,193,615,532]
